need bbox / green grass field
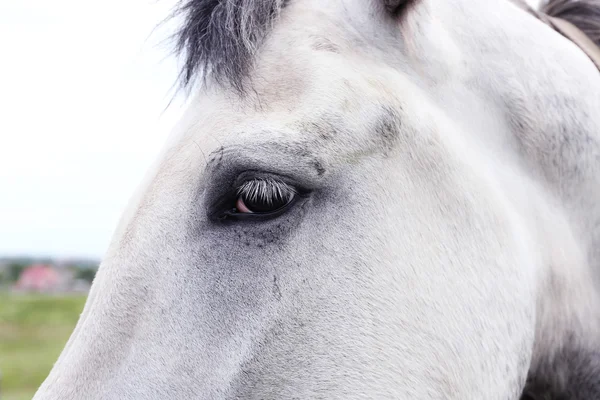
[0,294,86,400]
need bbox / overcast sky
[0,0,186,259]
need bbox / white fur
[34,0,600,398]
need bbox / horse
[33,0,600,398]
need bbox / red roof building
[15,264,60,292]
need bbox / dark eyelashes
[236,178,296,205]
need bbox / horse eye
[234,178,296,214]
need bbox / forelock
[174,0,287,92]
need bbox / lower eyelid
[222,195,301,221]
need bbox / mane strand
[174,0,287,92]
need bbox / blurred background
[0,1,186,398]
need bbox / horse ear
[522,347,600,400]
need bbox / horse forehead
[180,0,492,156]
[185,88,406,165]
[245,1,467,107]
[189,64,405,152]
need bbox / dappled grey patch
[173,0,288,92]
[376,105,403,150]
[543,0,600,47]
[521,342,600,399]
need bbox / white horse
[34,0,600,398]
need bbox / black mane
[174,0,287,92]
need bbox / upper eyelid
[204,144,326,186]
